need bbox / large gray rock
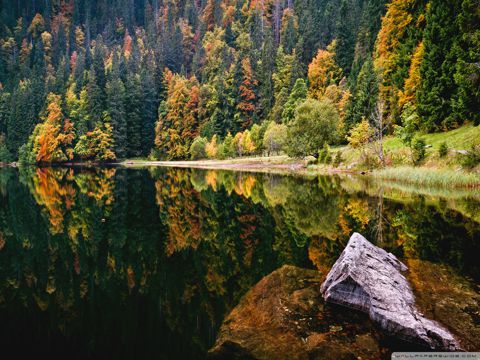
[320,232,461,351]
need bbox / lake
[0,166,479,358]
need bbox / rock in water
[320,232,461,351]
[209,265,387,360]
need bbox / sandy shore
[119,156,313,175]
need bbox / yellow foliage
[347,119,373,149]
[345,199,370,229]
[205,135,218,158]
[28,13,45,37]
[241,130,256,155]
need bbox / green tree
[452,0,480,126]
[417,1,461,131]
[221,132,236,158]
[125,73,143,158]
[345,57,379,128]
[0,134,12,163]
[286,99,339,158]
[263,121,287,155]
[282,78,307,124]
[250,123,267,155]
[106,74,127,159]
[190,137,208,160]
[270,46,298,122]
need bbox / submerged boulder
[320,232,461,351]
[209,265,393,360]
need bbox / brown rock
[208,265,385,360]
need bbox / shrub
[411,138,426,165]
[461,144,480,169]
[438,142,448,158]
[149,147,162,160]
[347,119,372,149]
[190,137,207,160]
[361,151,381,169]
[318,143,332,164]
[333,151,343,167]
[250,123,266,155]
[216,144,226,160]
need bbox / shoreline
[2,156,479,189]
[119,156,358,176]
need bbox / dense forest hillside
[0,0,478,162]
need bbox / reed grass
[373,166,480,188]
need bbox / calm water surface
[0,166,478,358]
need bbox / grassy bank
[372,167,480,188]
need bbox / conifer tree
[106,72,127,158]
[417,1,461,131]
[345,57,379,128]
[282,78,307,124]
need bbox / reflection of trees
[0,167,478,357]
[393,198,480,280]
[189,170,374,269]
[154,169,202,256]
[189,169,480,283]
[19,167,116,237]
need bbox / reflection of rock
[321,233,461,351]
[406,258,480,351]
[209,265,387,360]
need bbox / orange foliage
[308,44,342,100]
[375,0,417,72]
[123,30,133,59]
[51,0,74,34]
[127,266,135,290]
[155,172,203,256]
[155,71,200,159]
[0,231,5,251]
[31,168,76,234]
[398,42,424,109]
[34,93,75,163]
[374,0,424,114]
[237,57,258,130]
[28,13,45,37]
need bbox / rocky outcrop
[320,232,461,351]
[209,265,388,360]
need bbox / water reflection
[0,166,478,358]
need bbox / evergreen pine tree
[125,73,143,157]
[345,56,379,128]
[417,1,461,131]
[106,71,127,158]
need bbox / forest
[0,0,478,163]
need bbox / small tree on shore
[263,121,287,155]
[371,100,387,166]
[286,99,339,158]
[190,137,207,159]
